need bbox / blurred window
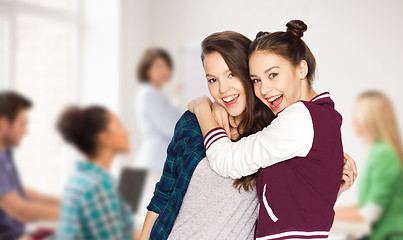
[0,0,79,194]
[0,16,6,88]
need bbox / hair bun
[286,20,307,38]
[256,31,270,39]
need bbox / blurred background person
[133,48,181,236]
[0,91,60,240]
[335,91,403,240]
[56,105,134,240]
[135,48,180,172]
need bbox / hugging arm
[212,103,358,195]
[189,98,313,179]
[338,153,358,197]
[189,97,358,190]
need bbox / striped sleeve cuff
[203,127,229,150]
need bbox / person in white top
[135,48,180,172]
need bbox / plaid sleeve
[80,184,132,240]
[146,112,188,213]
[149,111,206,239]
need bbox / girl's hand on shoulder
[187,95,212,114]
[212,102,232,138]
[229,126,240,141]
[338,152,358,196]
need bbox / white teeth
[267,95,282,102]
[223,94,239,103]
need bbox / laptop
[118,168,148,213]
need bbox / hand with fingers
[187,95,212,114]
[211,102,233,138]
[338,152,358,197]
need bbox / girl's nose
[219,79,231,94]
[260,80,273,95]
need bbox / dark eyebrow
[250,66,279,78]
[206,69,231,78]
[264,66,280,74]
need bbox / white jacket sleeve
[204,102,314,179]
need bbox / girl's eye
[208,78,217,83]
[252,78,261,83]
[269,73,278,79]
[228,73,234,78]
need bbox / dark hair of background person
[0,91,32,123]
[136,48,173,83]
[57,105,109,157]
[201,31,275,192]
[249,20,317,85]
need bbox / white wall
[127,0,403,205]
[118,0,151,165]
[80,0,120,111]
[78,0,150,173]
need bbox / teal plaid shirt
[147,111,206,239]
[57,161,133,240]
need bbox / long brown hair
[201,31,275,191]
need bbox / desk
[329,220,371,240]
[25,221,58,232]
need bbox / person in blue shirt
[56,105,134,240]
[0,91,60,240]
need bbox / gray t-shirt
[168,158,259,240]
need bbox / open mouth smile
[266,94,283,110]
[222,94,240,107]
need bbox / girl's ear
[298,60,309,80]
[0,117,6,133]
[0,117,10,133]
[97,132,109,147]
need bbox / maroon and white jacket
[203,92,344,239]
